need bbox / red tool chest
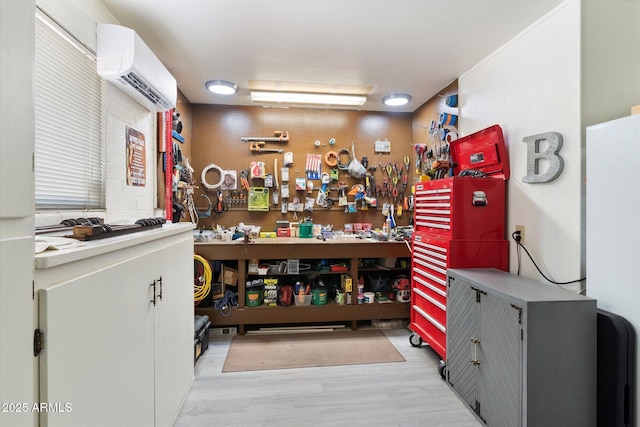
[409,125,510,360]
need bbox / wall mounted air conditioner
[97,23,176,112]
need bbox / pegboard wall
[189,104,415,231]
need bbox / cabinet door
[39,255,156,427]
[446,280,479,410]
[477,293,522,426]
[1,237,36,427]
[153,237,194,427]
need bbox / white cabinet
[586,114,640,425]
[446,268,596,427]
[35,225,193,427]
[152,235,194,426]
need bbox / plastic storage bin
[294,294,312,306]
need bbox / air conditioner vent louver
[119,72,173,111]
[97,23,176,112]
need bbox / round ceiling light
[205,80,239,95]
[382,93,412,107]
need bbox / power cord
[511,231,585,285]
[214,290,238,317]
[193,255,212,304]
[403,238,412,254]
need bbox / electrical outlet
[515,225,525,244]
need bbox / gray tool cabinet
[446,268,596,427]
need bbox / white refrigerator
[586,113,640,425]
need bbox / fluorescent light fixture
[205,80,238,95]
[251,91,366,106]
[382,93,412,106]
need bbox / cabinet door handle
[150,280,157,306]
[470,337,480,366]
[157,276,163,301]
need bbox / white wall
[459,0,583,288]
[582,0,640,127]
[34,0,163,226]
[104,86,159,222]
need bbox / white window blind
[35,10,105,210]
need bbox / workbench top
[194,236,411,260]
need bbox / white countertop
[35,222,195,269]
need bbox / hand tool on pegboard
[414,144,424,174]
[392,176,399,202]
[239,169,250,192]
[241,131,289,143]
[424,148,434,174]
[401,172,408,195]
[272,158,279,205]
[249,141,284,153]
[382,175,389,199]
[432,159,451,180]
[390,160,398,176]
[214,190,228,214]
[366,166,376,196]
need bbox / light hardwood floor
[175,327,483,427]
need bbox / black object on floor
[597,308,636,426]
[194,315,211,365]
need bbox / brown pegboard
[191,104,415,231]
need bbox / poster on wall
[126,126,146,186]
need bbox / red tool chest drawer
[414,178,505,239]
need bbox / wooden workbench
[194,237,412,333]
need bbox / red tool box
[409,125,510,362]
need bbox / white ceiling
[101,0,564,112]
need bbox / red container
[276,228,290,237]
[410,125,510,360]
[449,124,509,180]
[414,124,509,239]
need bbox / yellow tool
[403,155,411,171]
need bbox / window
[34,10,105,210]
